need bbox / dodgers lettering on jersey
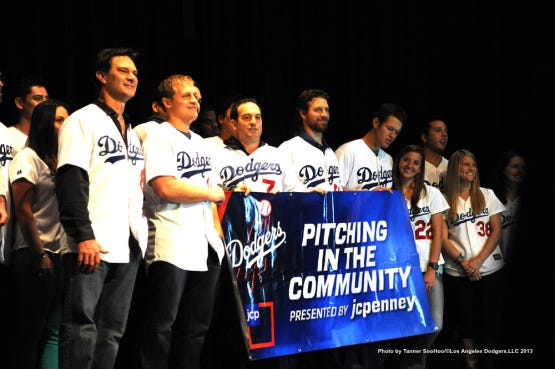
[98,135,144,169]
[299,164,340,188]
[356,167,393,189]
[177,151,212,179]
[98,135,127,163]
[424,177,445,192]
[0,142,13,167]
[219,157,282,189]
[128,142,144,166]
[449,208,490,227]
[408,205,431,222]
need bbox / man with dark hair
[55,48,147,369]
[421,117,449,193]
[8,74,49,154]
[336,102,406,191]
[279,89,343,192]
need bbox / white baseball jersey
[499,197,519,262]
[405,184,450,272]
[57,103,147,262]
[7,126,27,156]
[335,138,394,190]
[212,139,306,193]
[0,122,14,264]
[204,135,225,151]
[134,120,162,147]
[9,147,70,253]
[443,187,505,277]
[424,157,448,193]
[278,134,343,191]
[143,122,224,271]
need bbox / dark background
[1,0,548,365]
[1,0,550,174]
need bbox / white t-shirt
[278,135,343,192]
[143,122,224,271]
[443,187,505,276]
[405,184,450,272]
[335,138,394,190]
[57,103,147,262]
[9,148,71,253]
[7,126,27,156]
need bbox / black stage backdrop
[1,1,549,365]
[1,1,550,166]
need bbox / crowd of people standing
[0,47,533,369]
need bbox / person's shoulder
[254,142,277,154]
[205,135,224,146]
[65,103,101,122]
[480,186,503,203]
[204,135,221,143]
[378,148,393,159]
[480,186,499,199]
[336,138,362,152]
[278,135,302,147]
[424,183,443,196]
[190,130,205,142]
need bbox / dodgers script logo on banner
[221,191,435,360]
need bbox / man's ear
[14,97,24,110]
[96,71,107,84]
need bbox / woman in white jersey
[441,149,505,369]
[392,144,450,369]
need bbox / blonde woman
[441,149,505,369]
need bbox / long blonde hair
[444,149,485,221]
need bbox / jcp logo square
[246,304,261,326]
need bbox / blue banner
[220,190,435,360]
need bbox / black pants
[10,248,62,369]
[140,248,221,369]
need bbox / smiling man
[55,47,147,369]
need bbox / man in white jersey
[55,48,147,369]
[139,74,225,369]
[421,117,449,192]
[212,97,307,193]
[336,103,406,191]
[334,103,406,369]
[278,89,343,192]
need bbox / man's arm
[55,164,95,242]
